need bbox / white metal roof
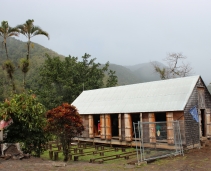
[72,75,200,114]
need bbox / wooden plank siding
[100,115,106,139]
[124,114,132,141]
[81,115,89,137]
[166,112,174,144]
[205,109,211,137]
[173,111,186,144]
[142,113,149,143]
[105,114,112,140]
[148,113,156,143]
[118,114,122,140]
[88,115,94,138]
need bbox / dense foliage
[31,53,118,109]
[0,92,49,157]
[46,103,84,161]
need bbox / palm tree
[0,21,19,59]
[17,19,50,60]
[0,21,19,93]
[16,19,49,88]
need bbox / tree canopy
[0,92,48,156]
[152,53,193,79]
[31,53,118,109]
[46,103,84,161]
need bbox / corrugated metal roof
[72,75,200,114]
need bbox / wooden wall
[81,115,89,137]
[173,111,186,144]
[124,114,132,141]
[183,77,207,147]
[142,113,149,143]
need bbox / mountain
[125,61,166,82]
[107,64,140,85]
[0,37,65,97]
[106,62,165,85]
[0,37,64,62]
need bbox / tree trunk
[27,41,30,60]
[23,72,26,90]
[4,42,9,59]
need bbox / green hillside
[0,37,65,98]
[106,64,140,85]
[0,37,64,62]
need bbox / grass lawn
[41,144,137,164]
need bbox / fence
[133,121,184,163]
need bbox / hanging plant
[20,58,29,73]
[3,60,15,79]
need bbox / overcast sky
[2,0,211,84]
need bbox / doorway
[155,113,167,140]
[111,114,118,137]
[93,115,100,137]
[131,114,140,138]
[201,109,206,137]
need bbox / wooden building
[72,76,211,149]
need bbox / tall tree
[0,21,19,93]
[152,53,193,79]
[31,53,118,109]
[16,19,49,89]
[0,21,19,59]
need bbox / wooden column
[140,113,143,123]
[206,108,211,138]
[100,115,106,139]
[81,115,89,137]
[88,115,94,138]
[105,114,111,140]
[124,113,132,142]
[166,112,174,144]
[140,113,143,138]
[149,113,156,143]
[118,114,122,140]
[198,109,202,137]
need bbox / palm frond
[8,27,20,33]
[1,21,8,30]
[32,26,49,39]
[8,33,19,37]
[16,19,49,40]
[30,26,42,33]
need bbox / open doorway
[93,115,100,137]
[111,114,118,137]
[201,109,206,137]
[155,113,167,140]
[131,114,140,138]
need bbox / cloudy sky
[2,0,211,83]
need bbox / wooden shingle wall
[183,78,211,147]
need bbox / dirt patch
[0,144,211,171]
